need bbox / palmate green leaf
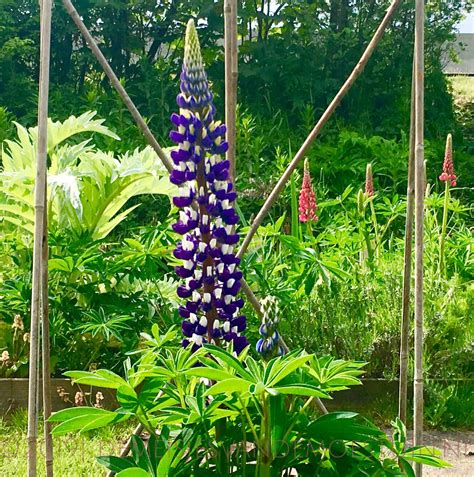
[130,435,154,475]
[96,456,136,474]
[202,344,253,381]
[117,385,140,412]
[183,366,235,382]
[401,446,451,468]
[205,378,253,396]
[271,384,329,398]
[116,468,152,477]
[308,356,365,391]
[266,353,312,387]
[48,406,110,422]
[50,407,131,435]
[307,412,386,446]
[64,369,128,389]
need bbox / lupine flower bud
[1,350,10,363]
[171,20,248,354]
[357,188,365,214]
[95,391,105,408]
[365,163,374,197]
[256,296,285,357]
[439,134,456,187]
[74,391,84,406]
[298,159,318,223]
[12,314,24,331]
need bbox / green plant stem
[175,378,187,408]
[369,199,380,258]
[241,413,247,477]
[238,396,261,447]
[215,418,229,476]
[439,181,450,276]
[306,221,313,238]
[258,394,272,477]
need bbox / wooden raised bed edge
[1,378,467,414]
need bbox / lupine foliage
[50,326,450,475]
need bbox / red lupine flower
[298,159,318,223]
[365,163,374,197]
[439,134,456,187]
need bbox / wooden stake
[62,0,173,173]
[224,0,238,181]
[398,60,416,425]
[106,424,144,477]
[28,0,53,475]
[42,190,54,477]
[413,0,425,474]
[236,0,402,259]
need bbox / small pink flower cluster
[439,134,457,187]
[298,160,318,223]
[365,163,374,197]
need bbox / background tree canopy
[0,0,469,147]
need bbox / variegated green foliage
[0,111,175,239]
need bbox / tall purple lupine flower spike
[170,20,248,354]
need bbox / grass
[0,410,134,476]
[449,75,474,103]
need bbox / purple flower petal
[182,321,195,337]
[171,113,180,126]
[231,315,246,332]
[170,131,185,143]
[170,170,187,185]
[177,285,192,298]
[173,247,194,260]
[179,306,190,318]
[173,196,193,208]
[175,266,194,278]
[233,336,249,354]
[186,301,200,313]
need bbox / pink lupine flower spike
[298,159,318,223]
[365,163,374,197]
[439,134,456,187]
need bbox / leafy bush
[50,327,450,476]
[0,113,179,373]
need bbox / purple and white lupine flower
[256,296,285,358]
[170,19,248,354]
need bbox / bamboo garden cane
[42,190,54,477]
[27,0,53,475]
[398,60,416,425]
[236,0,403,260]
[62,0,173,173]
[413,0,425,475]
[224,0,238,181]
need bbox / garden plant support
[27,0,427,473]
[399,60,416,426]
[413,0,426,474]
[27,0,54,475]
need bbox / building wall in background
[444,33,474,75]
